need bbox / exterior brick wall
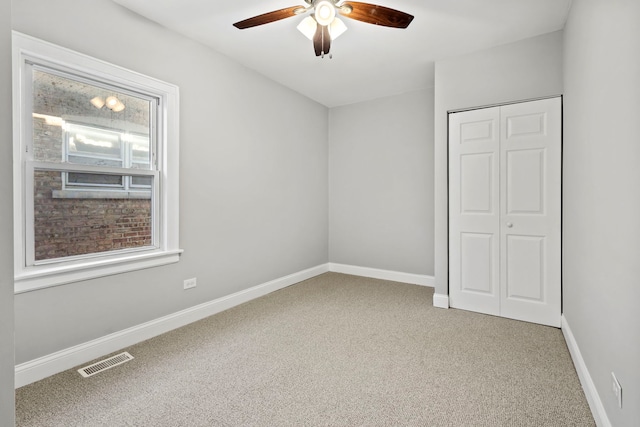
[32,69,153,261]
[33,171,152,260]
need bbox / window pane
[33,169,153,261]
[131,176,153,187]
[67,124,122,164]
[128,133,151,168]
[67,172,124,187]
[32,68,152,164]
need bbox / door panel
[449,107,500,316]
[461,153,494,214]
[506,112,547,138]
[506,148,545,215]
[505,235,545,301]
[461,119,495,143]
[460,232,495,294]
[500,98,561,327]
[449,97,561,327]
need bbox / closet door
[449,98,561,327]
[449,106,501,316]
[499,98,561,327]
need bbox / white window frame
[12,32,182,293]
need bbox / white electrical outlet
[611,372,622,409]
[183,278,197,290]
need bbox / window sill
[14,249,183,294]
[52,189,151,199]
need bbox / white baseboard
[432,293,450,309]
[328,263,434,287]
[561,315,611,427]
[15,264,329,388]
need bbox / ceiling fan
[233,0,414,58]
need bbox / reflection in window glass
[62,123,151,189]
[32,68,152,164]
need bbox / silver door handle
[506,222,513,228]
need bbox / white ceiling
[113,0,572,107]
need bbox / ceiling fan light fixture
[314,0,335,26]
[297,16,318,40]
[329,17,347,40]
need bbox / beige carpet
[16,273,595,426]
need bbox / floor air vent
[78,352,134,378]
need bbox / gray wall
[12,0,328,364]
[433,31,564,297]
[563,0,640,425]
[1,0,15,424]
[329,89,434,274]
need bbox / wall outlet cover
[183,278,197,290]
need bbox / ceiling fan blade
[233,6,303,29]
[338,2,414,28]
[313,24,331,57]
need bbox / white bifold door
[448,97,561,327]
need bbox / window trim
[12,31,182,294]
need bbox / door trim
[447,94,562,115]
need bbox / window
[13,32,181,293]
